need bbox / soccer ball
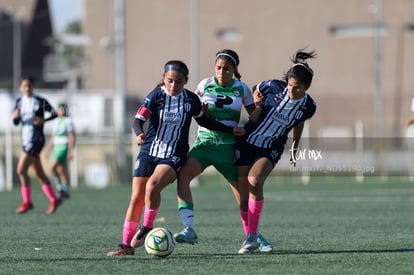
[144,227,175,257]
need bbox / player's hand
[201,103,211,116]
[33,116,43,126]
[233,126,245,136]
[253,90,265,105]
[13,109,20,119]
[136,133,146,145]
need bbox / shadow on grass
[1,248,413,262]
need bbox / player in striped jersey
[174,49,272,252]
[236,49,317,253]
[107,60,245,256]
[12,76,62,215]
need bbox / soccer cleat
[174,227,198,245]
[16,202,34,214]
[46,198,62,215]
[60,190,70,199]
[130,226,152,248]
[238,233,259,254]
[257,233,273,253]
[107,244,135,256]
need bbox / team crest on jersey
[171,156,181,164]
[233,89,240,97]
[273,97,281,105]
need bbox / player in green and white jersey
[46,103,76,199]
[175,49,273,252]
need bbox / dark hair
[284,49,317,89]
[58,103,69,116]
[215,49,241,80]
[155,60,189,88]
[20,76,35,85]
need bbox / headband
[291,63,313,75]
[216,53,238,66]
[164,64,188,76]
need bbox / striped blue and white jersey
[245,80,316,149]
[135,86,203,158]
[13,94,57,150]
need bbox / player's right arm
[12,99,21,125]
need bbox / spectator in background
[46,103,76,199]
[12,76,62,215]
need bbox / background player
[46,103,76,198]
[12,76,62,215]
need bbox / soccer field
[1,175,413,274]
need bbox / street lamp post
[329,0,386,176]
[12,13,21,93]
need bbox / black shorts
[133,153,187,178]
[234,138,283,167]
[23,137,45,159]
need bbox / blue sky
[48,0,83,33]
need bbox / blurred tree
[62,20,84,59]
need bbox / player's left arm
[42,99,58,122]
[290,121,305,167]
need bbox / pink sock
[21,186,32,204]
[247,198,264,235]
[240,210,248,235]
[41,184,57,202]
[143,208,158,228]
[122,219,139,246]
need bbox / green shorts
[53,148,68,164]
[189,143,237,182]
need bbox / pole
[392,25,405,145]
[374,0,386,178]
[374,0,383,138]
[113,0,126,133]
[190,0,200,91]
[13,13,21,92]
[113,0,127,183]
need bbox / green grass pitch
[1,175,413,274]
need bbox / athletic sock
[55,179,63,192]
[178,201,194,229]
[41,184,57,202]
[122,219,139,247]
[21,186,32,204]
[247,198,264,235]
[240,210,248,235]
[142,208,158,229]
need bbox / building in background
[0,0,53,89]
[82,0,414,137]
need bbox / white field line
[264,188,414,202]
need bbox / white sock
[179,209,194,229]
